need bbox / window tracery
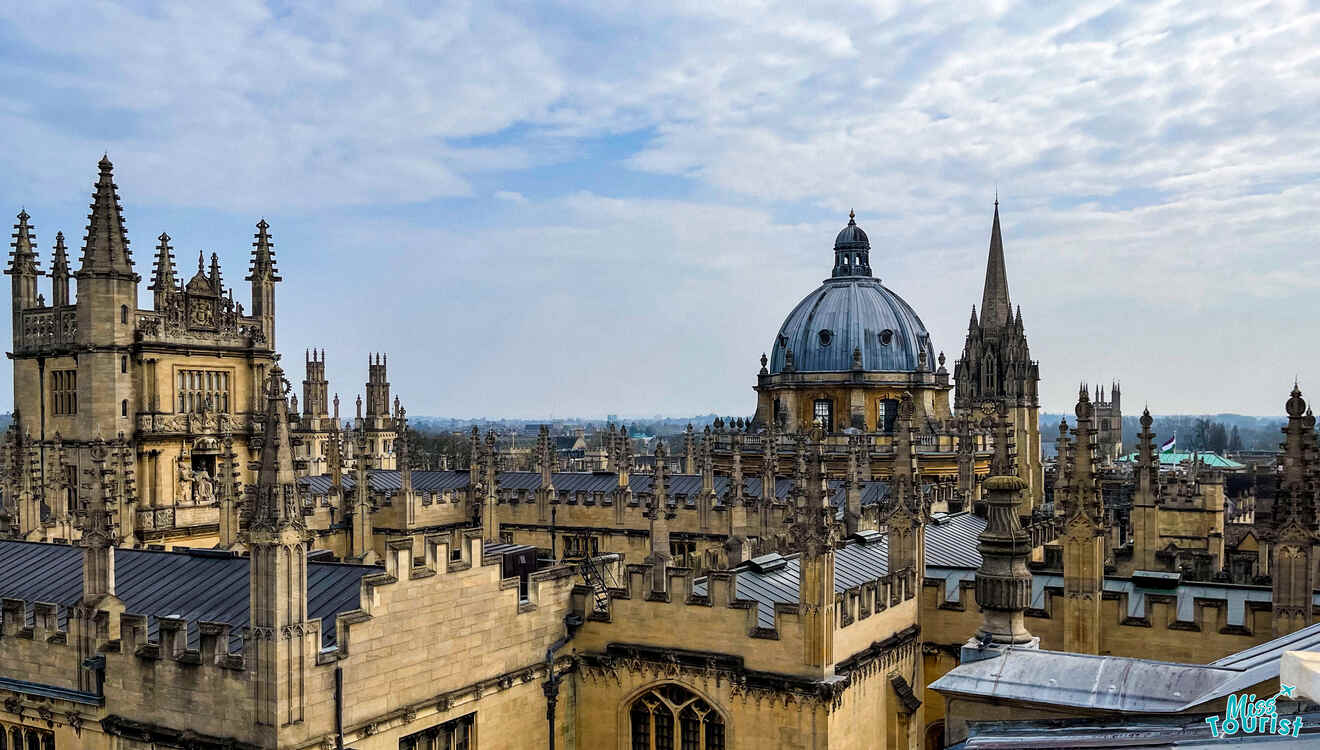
[629,684,724,750]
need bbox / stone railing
[134,311,268,348]
[15,306,76,352]
[135,411,252,436]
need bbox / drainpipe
[335,665,344,750]
[543,613,583,750]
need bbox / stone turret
[966,406,1037,658]
[645,443,674,591]
[1130,408,1160,571]
[244,364,312,742]
[50,231,70,307]
[482,430,499,541]
[73,157,140,434]
[886,394,925,584]
[72,438,126,693]
[1269,384,1319,637]
[148,232,177,311]
[7,209,41,328]
[1059,385,1105,654]
[245,219,279,347]
[302,349,328,418]
[789,429,837,672]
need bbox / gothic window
[177,369,231,413]
[877,398,899,433]
[629,684,725,750]
[398,712,474,750]
[813,399,833,433]
[52,369,77,415]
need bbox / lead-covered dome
[769,214,936,374]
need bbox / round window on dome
[879,329,893,346]
[818,329,833,347]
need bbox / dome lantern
[832,210,872,278]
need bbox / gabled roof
[0,540,372,650]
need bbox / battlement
[920,568,1300,662]
[0,597,249,672]
[329,529,577,661]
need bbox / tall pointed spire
[77,156,136,278]
[50,231,71,306]
[250,363,300,530]
[246,219,280,282]
[979,200,1011,330]
[208,251,223,292]
[7,209,39,277]
[149,233,177,294]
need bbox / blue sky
[2,1,1319,418]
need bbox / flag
[1160,435,1176,452]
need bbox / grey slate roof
[297,470,894,514]
[768,276,937,374]
[690,514,980,628]
[931,622,1320,716]
[0,540,372,650]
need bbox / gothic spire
[246,219,280,282]
[1276,385,1318,530]
[149,232,177,293]
[50,231,70,306]
[979,200,1011,330]
[250,364,300,530]
[77,156,136,278]
[208,251,223,292]
[7,209,39,277]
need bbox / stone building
[1091,381,1123,461]
[3,165,1319,749]
[731,207,1057,514]
[951,202,1042,513]
[3,158,278,548]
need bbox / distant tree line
[405,429,473,470]
[1041,413,1294,457]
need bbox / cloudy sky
[2,1,1318,419]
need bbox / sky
[1,0,1319,419]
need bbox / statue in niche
[176,463,194,503]
[195,469,215,504]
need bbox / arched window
[629,684,724,750]
[120,304,128,324]
[121,355,127,373]
[121,399,128,417]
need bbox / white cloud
[2,1,1319,415]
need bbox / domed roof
[769,212,935,374]
[834,210,869,250]
[769,276,936,374]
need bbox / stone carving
[177,463,193,503]
[195,470,214,503]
